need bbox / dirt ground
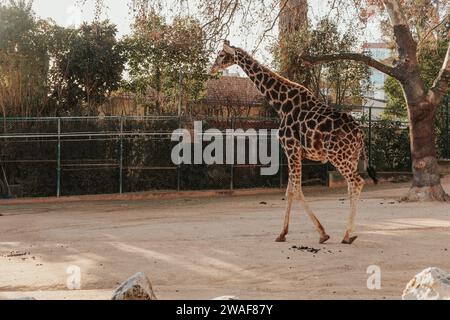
[1,178,449,300]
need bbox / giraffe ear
[223,41,235,55]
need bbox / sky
[32,0,133,37]
[30,0,383,72]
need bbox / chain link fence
[1,102,449,198]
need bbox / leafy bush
[369,119,411,172]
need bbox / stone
[402,267,450,300]
[211,296,239,300]
[111,272,157,300]
[13,297,36,300]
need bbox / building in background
[362,42,394,118]
[189,72,269,119]
[99,71,269,119]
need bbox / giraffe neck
[233,48,307,116]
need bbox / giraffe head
[210,40,236,75]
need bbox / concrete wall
[439,160,450,176]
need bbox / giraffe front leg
[275,138,300,243]
[276,187,294,242]
[292,156,330,244]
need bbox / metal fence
[0,116,291,198]
[0,103,449,198]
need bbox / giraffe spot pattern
[229,46,366,196]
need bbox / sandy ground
[0,178,449,300]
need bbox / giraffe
[211,41,378,245]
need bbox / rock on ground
[402,267,450,300]
[111,272,157,300]
[211,296,239,300]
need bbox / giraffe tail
[362,145,379,185]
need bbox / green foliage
[49,21,126,115]
[382,3,449,120]
[0,0,34,50]
[436,100,450,159]
[0,0,50,117]
[273,18,372,105]
[0,1,125,117]
[122,11,210,115]
[369,119,411,172]
[418,35,450,90]
[383,37,449,120]
[382,29,449,158]
[382,76,407,120]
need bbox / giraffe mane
[233,46,312,93]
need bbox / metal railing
[0,103,448,198]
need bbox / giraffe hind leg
[297,191,330,244]
[342,172,365,245]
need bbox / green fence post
[119,116,124,194]
[230,118,234,191]
[368,106,372,166]
[56,118,61,197]
[279,139,283,189]
[177,73,183,192]
[446,96,449,159]
[408,139,413,171]
[230,162,234,191]
[177,115,181,192]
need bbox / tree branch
[251,0,289,55]
[382,0,427,102]
[428,42,450,105]
[382,0,418,65]
[382,0,407,26]
[299,52,402,80]
[417,16,449,49]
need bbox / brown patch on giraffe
[313,132,324,150]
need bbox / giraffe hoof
[319,235,330,244]
[275,235,286,242]
[341,236,358,245]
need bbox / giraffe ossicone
[211,41,379,245]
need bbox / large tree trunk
[279,0,308,39]
[279,0,308,81]
[297,0,449,201]
[405,99,448,201]
[384,0,449,201]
